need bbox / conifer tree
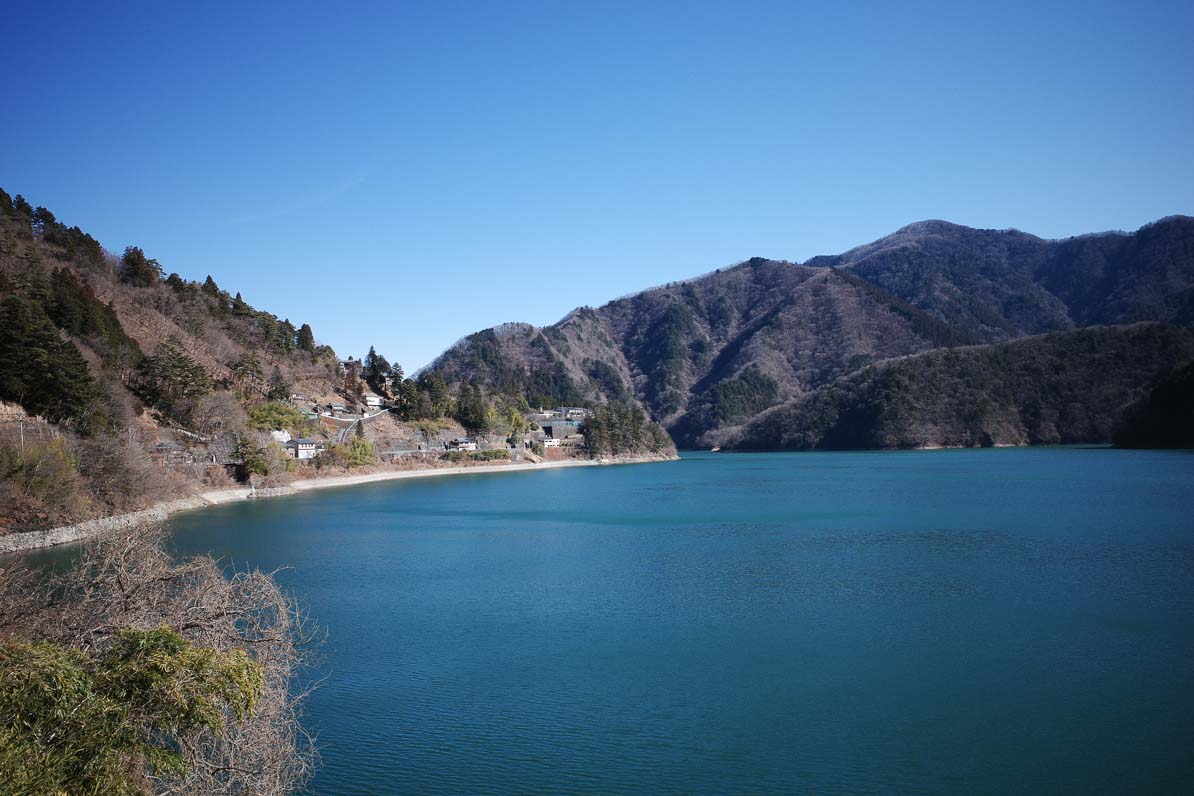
[296,324,316,353]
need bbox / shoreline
[0,454,676,555]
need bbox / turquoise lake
[164,448,1194,794]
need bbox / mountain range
[428,216,1194,448]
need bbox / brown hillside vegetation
[1,188,602,535]
[430,217,1194,448]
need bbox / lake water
[164,449,1194,794]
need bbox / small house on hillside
[285,438,321,460]
[365,394,383,408]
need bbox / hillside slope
[722,324,1194,451]
[0,186,676,534]
[0,188,354,531]
[429,216,1194,447]
[431,262,969,447]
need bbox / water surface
[167,449,1194,794]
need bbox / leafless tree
[0,525,320,794]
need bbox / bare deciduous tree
[0,525,319,794]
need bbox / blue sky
[3,1,1192,369]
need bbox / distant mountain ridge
[428,215,1194,448]
[723,323,1194,451]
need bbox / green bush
[0,627,262,795]
[320,435,376,468]
[440,449,508,463]
[247,401,304,431]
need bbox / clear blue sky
[4,1,1192,369]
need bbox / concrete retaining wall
[1,454,676,555]
[0,498,207,554]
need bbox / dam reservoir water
[162,449,1194,794]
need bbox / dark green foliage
[728,324,1194,450]
[266,369,291,401]
[541,325,571,356]
[229,352,264,399]
[1113,361,1194,448]
[275,318,297,353]
[705,366,779,423]
[247,401,304,431]
[45,267,142,370]
[234,434,269,479]
[296,323,316,353]
[388,363,405,393]
[390,377,420,420]
[232,292,251,316]
[134,338,211,422]
[669,366,780,448]
[417,372,451,418]
[118,246,162,287]
[318,435,376,468]
[632,302,696,415]
[454,380,490,432]
[833,269,979,348]
[581,401,673,457]
[523,361,586,408]
[0,295,98,425]
[0,191,103,268]
[585,358,631,402]
[362,346,391,393]
[0,627,262,795]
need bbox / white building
[285,438,320,460]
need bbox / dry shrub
[0,525,319,794]
[0,438,90,532]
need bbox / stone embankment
[0,498,207,554]
[0,454,677,554]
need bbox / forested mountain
[3,180,1191,524]
[428,216,1194,448]
[722,324,1194,450]
[1113,359,1194,449]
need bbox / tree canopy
[0,294,98,426]
[0,628,262,795]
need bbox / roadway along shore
[0,454,678,555]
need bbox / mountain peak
[892,219,970,236]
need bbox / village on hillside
[134,354,606,490]
[0,188,671,535]
[280,384,592,463]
